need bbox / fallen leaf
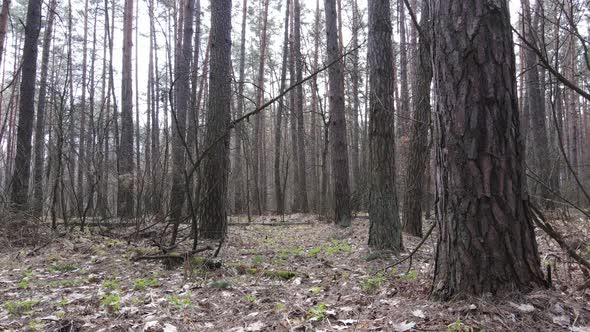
[412,309,426,319]
[163,324,178,332]
[246,321,265,331]
[392,320,416,332]
[553,314,571,327]
[510,302,535,313]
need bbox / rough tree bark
[199,0,232,240]
[10,0,42,210]
[367,0,402,251]
[0,0,11,73]
[430,0,547,300]
[324,0,351,227]
[402,0,432,238]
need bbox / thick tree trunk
[32,0,57,216]
[199,0,231,240]
[10,0,42,210]
[118,0,135,218]
[402,0,432,238]
[324,0,351,227]
[367,0,402,251]
[430,0,547,300]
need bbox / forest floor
[0,213,589,331]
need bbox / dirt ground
[0,214,589,331]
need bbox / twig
[383,223,436,272]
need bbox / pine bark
[430,0,547,300]
[367,0,402,251]
[0,0,10,71]
[199,0,232,240]
[324,0,351,227]
[10,0,42,210]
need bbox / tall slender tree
[325,0,351,227]
[32,0,57,216]
[293,0,308,212]
[10,0,42,210]
[118,0,135,218]
[200,0,232,239]
[367,0,402,250]
[169,0,195,245]
[402,0,432,238]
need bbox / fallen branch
[529,204,590,274]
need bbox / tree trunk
[522,0,552,208]
[275,0,290,215]
[10,0,42,210]
[430,0,547,300]
[402,0,432,238]
[0,0,11,74]
[293,0,308,212]
[324,0,351,227]
[118,0,135,218]
[253,0,270,215]
[232,0,247,214]
[398,0,410,138]
[350,0,360,196]
[367,0,402,251]
[169,0,195,245]
[199,0,231,240]
[32,0,57,216]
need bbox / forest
[0,0,589,330]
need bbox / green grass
[133,277,159,290]
[360,273,386,293]
[3,299,40,316]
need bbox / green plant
[133,277,158,290]
[360,273,386,293]
[101,279,119,292]
[308,246,322,257]
[167,294,191,309]
[264,270,296,280]
[403,270,418,279]
[101,293,121,312]
[242,294,257,302]
[27,320,43,330]
[251,255,264,266]
[447,318,469,332]
[279,249,289,259]
[275,302,285,312]
[309,287,323,295]
[18,277,31,289]
[3,299,40,316]
[50,262,78,273]
[210,280,232,289]
[307,302,328,320]
[56,297,68,307]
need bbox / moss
[264,270,296,280]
